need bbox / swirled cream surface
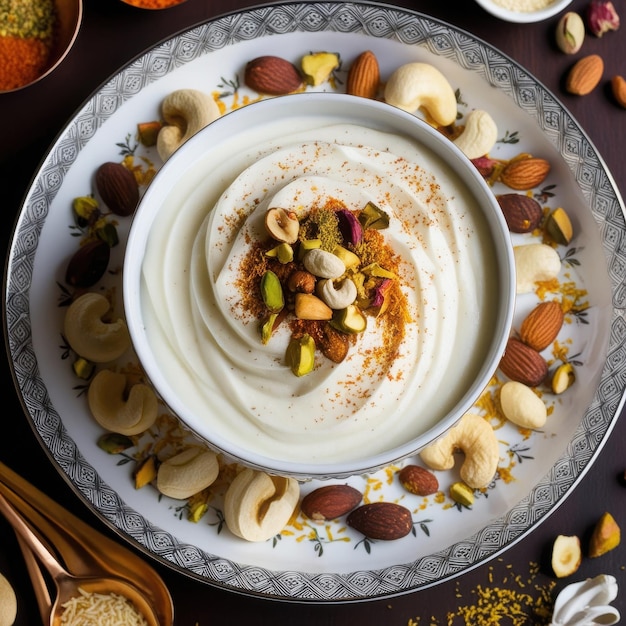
[140,124,498,465]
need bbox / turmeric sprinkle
[0,0,56,91]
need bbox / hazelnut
[287,270,316,293]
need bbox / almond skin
[398,465,439,496]
[244,56,303,95]
[519,301,564,351]
[346,50,380,99]
[301,484,362,521]
[496,193,544,233]
[499,337,549,388]
[500,157,551,190]
[347,502,413,540]
[95,162,139,217]
[611,75,626,109]
[566,54,604,95]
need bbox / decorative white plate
[5,1,626,602]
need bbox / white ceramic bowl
[474,0,573,23]
[123,93,515,480]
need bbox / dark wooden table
[1,0,625,624]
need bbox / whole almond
[346,50,380,99]
[347,502,413,540]
[500,157,551,190]
[519,301,564,351]
[499,337,549,388]
[95,162,139,216]
[566,54,604,95]
[301,484,362,521]
[496,193,544,233]
[611,75,626,109]
[398,465,439,496]
[244,56,303,95]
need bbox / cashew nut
[87,369,158,436]
[453,110,498,160]
[384,62,458,126]
[500,381,547,429]
[64,292,130,363]
[419,413,499,489]
[156,89,221,161]
[514,243,562,294]
[156,447,219,500]
[303,248,346,279]
[223,468,300,542]
[317,278,357,310]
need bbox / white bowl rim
[473,0,573,23]
[123,92,516,480]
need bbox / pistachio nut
[260,270,284,313]
[286,333,316,376]
[556,12,586,54]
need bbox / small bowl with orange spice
[120,0,187,9]
[123,93,515,481]
[0,0,82,93]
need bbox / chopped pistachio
[358,201,390,230]
[97,432,134,455]
[552,363,576,394]
[72,357,94,380]
[265,242,294,264]
[286,334,315,376]
[450,481,474,507]
[331,304,367,334]
[260,270,284,313]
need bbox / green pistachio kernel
[260,270,284,313]
[286,334,315,377]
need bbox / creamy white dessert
[140,124,498,465]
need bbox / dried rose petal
[471,156,499,178]
[586,0,620,37]
[336,209,363,245]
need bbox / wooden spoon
[0,492,161,626]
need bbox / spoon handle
[16,533,53,625]
[0,492,67,581]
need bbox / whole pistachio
[556,12,585,54]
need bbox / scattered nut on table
[0,571,17,626]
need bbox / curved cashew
[303,248,346,279]
[317,278,357,310]
[224,468,300,542]
[156,447,219,500]
[419,413,499,489]
[87,369,158,436]
[156,89,221,161]
[453,110,498,160]
[64,292,130,363]
[384,62,457,126]
[500,381,547,429]
[514,243,562,294]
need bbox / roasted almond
[244,55,303,95]
[95,162,139,217]
[496,193,544,233]
[565,54,604,95]
[346,50,380,99]
[301,484,362,521]
[519,301,564,351]
[500,157,551,190]
[499,337,549,388]
[347,502,413,540]
[611,75,626,109]
[398,465,439,496]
